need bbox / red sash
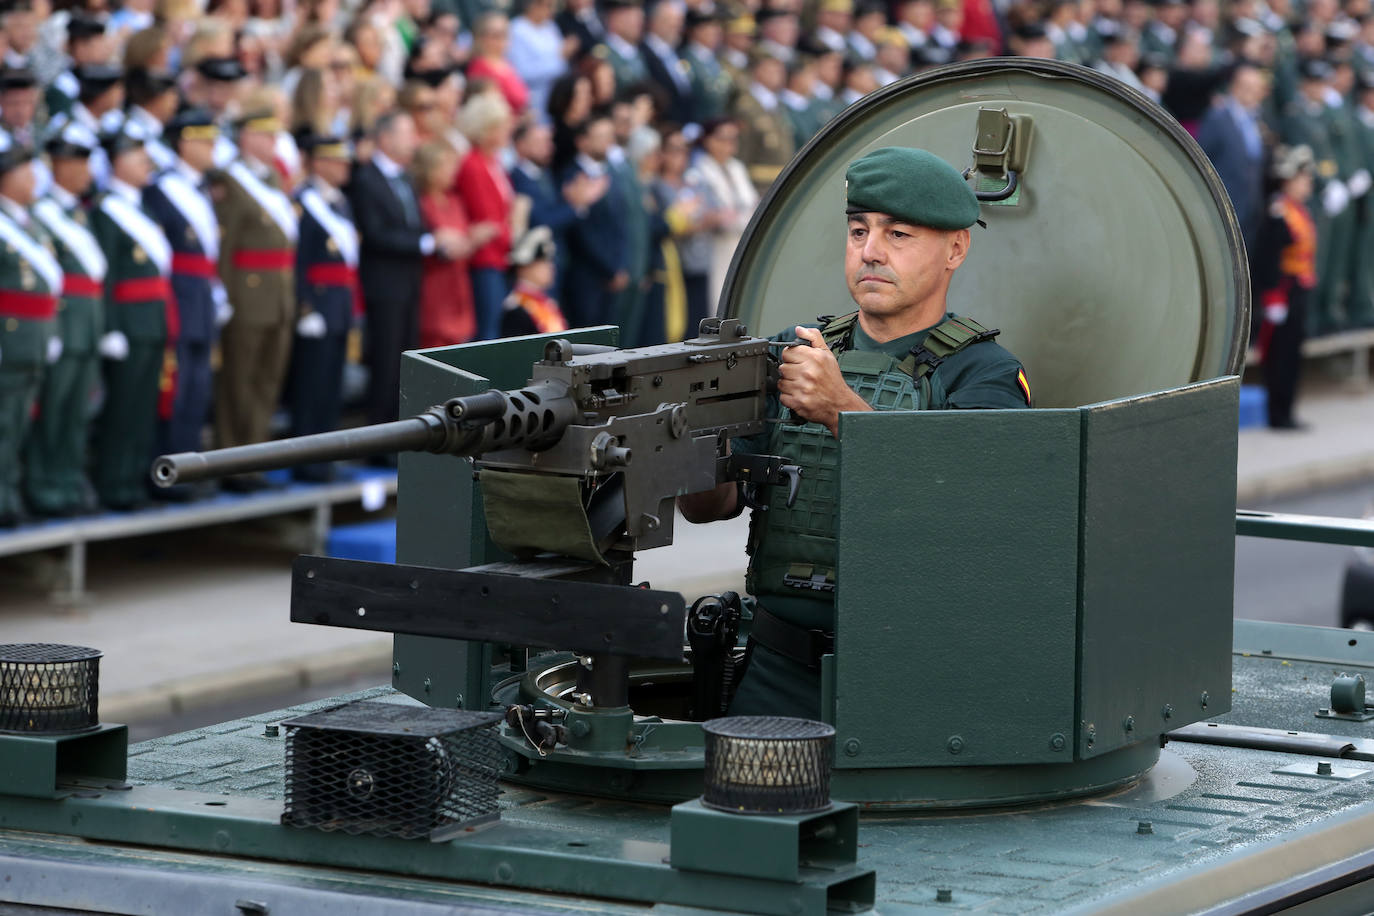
[232,249,294,271]
[306,262,364,317]
[0,290,58,320]
[61,275,102,299]
[171,252,217,278]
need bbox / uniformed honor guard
[592,0,649,91]
[44,15,109,120]
[732,49,796,195]
[142,108,227,490]
[90,120,173,510]
[678,148,1031,718]
[24,123,107,516]
[682,7,733,127]
[208,106,298,490]
[0,132,63,526]
[0,68,41,149]
[47,64,125,192]
[287,132,358,483]
[124,68,181,174]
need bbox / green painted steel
[1236,511,1374,548]
[668,800,864,885]
[0,724,126,799]
[722,59,1250,409]
[1076,379,1238,759]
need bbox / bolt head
[843,738,862,757]
[946,735,965,755]
[1049,733,1066,751]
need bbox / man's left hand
[778,326,872,437]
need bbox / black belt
[749,605,834,670]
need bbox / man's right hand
[99,331,130,361]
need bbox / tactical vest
[744,312,1000,610]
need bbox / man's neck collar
[108,177,143,205]
[854,301,950,345]
[0,196,28,223]
[50,184,80,209]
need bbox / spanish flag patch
[1016,369,1032,406]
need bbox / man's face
[239,128,276,165]
[1231,67,1267,108]
[52,155,92,195]
[0,88,37,130]
[845,212,966,318]
[607,6,644,42]
[179,136,216,172]
[314,155,351,187]
[4,11,38,53]
[577,118,614,160]
[516,123,553,165]
[377,113,418,166]
[0,161,36,204]
[205,79,238,114]
[650,3,683,43]
[113,147,152,188]
[754,57,785,92]
[71,35,110,65]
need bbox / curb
[1237,454,1374,506]
[101,640,393,724]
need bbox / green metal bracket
[0,725,127,799]
[1235,511,1374,548]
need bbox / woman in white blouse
[691,117,758,317]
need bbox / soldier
[186,57,248,168]
[1321,58,1369,331]
[287,132,358,483]
[124,68,181,174]
[1349,71,1374,326]
[781,56,823,149]
[678,148,1031,719]
[48,64,125,191]
[45,15,109,120]
[0,131,63,526]
[142,108,228,494]
[208,104,297,490]
[0,68,40,149]
[732,50,796,195]
[811,0,854,55]
[592,0,649,92]
[89,120,173,510]
[25,123,107,516]
[1282,59,1346,334]
[720,12,755,88]
[682,7,733,127]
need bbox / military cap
[875,26,908,48]
[44,120,98,158]
[819,0,854,12]
[510,225,556,266]
[1299,57,1333,81]
[600,0,638,9]
[297,130,352,159]
[405,63,456,88]
[1270,144,1314,180]
[99,117,150,159]
[855,0,887,16]
[0,67,37,91]
[76,63,123,96]
[67,13,106,40]
[233,107,282,133]
[685,5,723,27]
[755,6,791,23]
[727,12,756,34]
[845,147,980,230]
[125,66,178,100]
[0,130,34,175]
[165,106,218,145]
[1327,18,1359,44]
[196,55,247,82]
[1014,21,1048,40]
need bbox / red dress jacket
[453,149,513,271]
[418,190,478,347]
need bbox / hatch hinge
[963,107,1033,204]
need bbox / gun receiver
[152,318,798,552]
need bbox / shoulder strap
[818,310,859,351]
[898,315,1001,382]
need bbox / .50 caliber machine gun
[153,318,800,715]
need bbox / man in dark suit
[510,121,608,287]
[1197,63,1269,246]
[347,111,462,426]
[558,109,627,329]
[556,0,605,60]
[641,0,694,127]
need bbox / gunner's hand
[777,326,871,437]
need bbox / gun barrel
[151,414,449,487]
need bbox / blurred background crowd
[0,0,1367,520]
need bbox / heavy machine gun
[153,318,798,714]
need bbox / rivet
[936,888,953,903]
[843,738,862,757]
[1049,733,1066,751]
[1317,761,1333,775]
[946,735,964,755]
[1137,820,1153,835]
[263,724,279,737]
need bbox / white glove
[1350,169,1372,198]
[1264,302,1289,325]
[215,299,234,328]
[45,336,62,364]
[1323,179,1350,216]
[98,330,129,361]
[296,311,327,338]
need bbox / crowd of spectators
[0,0,1369,517]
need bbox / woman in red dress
[463,12,530,118]
[415,140,498,349]
[454,92,515,339]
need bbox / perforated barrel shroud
[282,700,504,840]
[701,716,835,814]
[0,643,102,734]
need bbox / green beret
[845,147,980,230]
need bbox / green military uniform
[26,183,105,515]
[1350,100,1374,326]
[1321,96,1363,331]
[723,146,1032,718]
[591,36,648,93]
[733,84,796,195]
[781,89,823,149]
[730,314,1031,718]
[43,70,78,120]
[1281,93,1342,335]
[209,151,297,461]
[90,172,172,509]
[0,184,62,525]
[683,43,734,124]
[611,152,651,347]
